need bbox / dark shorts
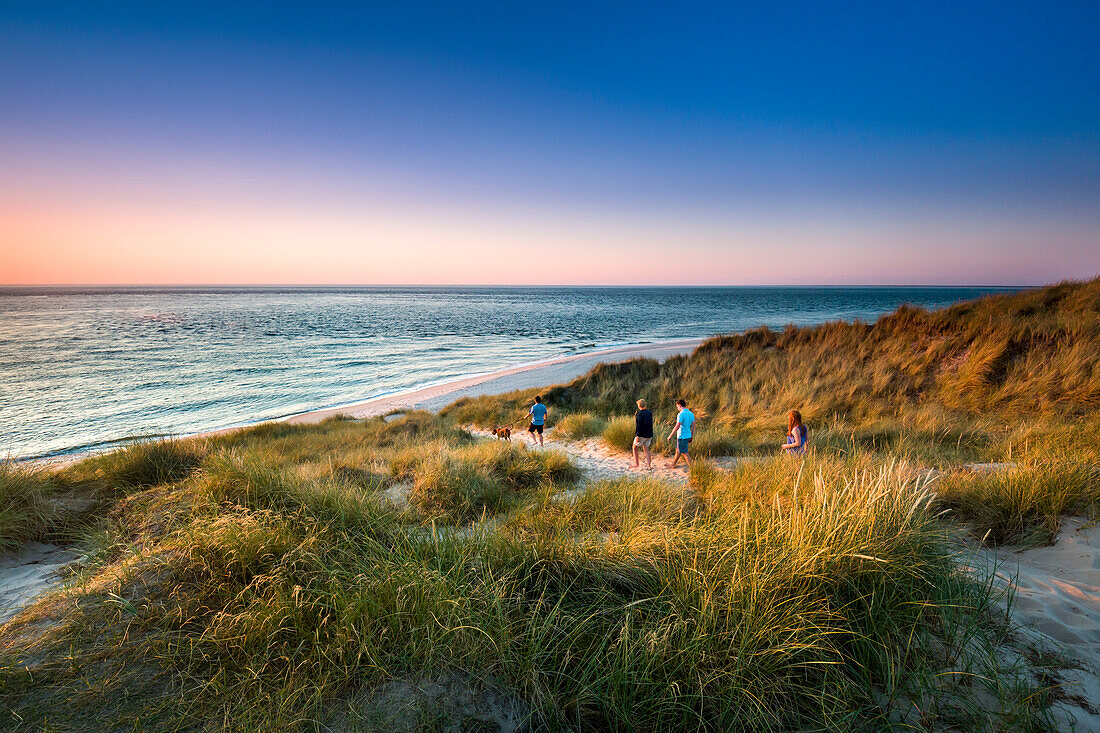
[528,423,544,434]
[677,438,691,455]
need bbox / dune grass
[600,415,637,452]
[0,437,1057,731]
[937,460,1100,546]
[552,411,607,439]
[406,441,580,523]
[65,438,205,489]
[0,463,63,552]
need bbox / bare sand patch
[0,542,79,625]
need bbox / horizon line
[0,282,1045,290]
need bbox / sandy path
[469,428,738,487]
[975,519,1100,729]
[0,543,79,625]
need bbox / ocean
[0,286,1013,460]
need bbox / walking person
[666,399,695,469]
[526,395,548,447]
[632,399,654,470]
[782,410,808,455]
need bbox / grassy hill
[446,279,1100,460]
[1,279,1098,731]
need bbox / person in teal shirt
[666,398,695,468]
[527,395,548,447]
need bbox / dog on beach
[491,426,512,441]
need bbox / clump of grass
[503,476,699,541]
[553,411,607,439]
[409,458,512,522]
[404,442,579,523]
[937,461,1100,545]
[601,415,637,452]
[490,460,1046,729]
[691,450,909,513]
[0,462,62,551]
[69,438,204,489]
[455,441,579,488]
[197,451,393,534]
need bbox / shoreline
[35,337,706,465]
[284,337,705,423]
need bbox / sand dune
[487,429,1100,729]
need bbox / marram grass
[0,438,1057,731]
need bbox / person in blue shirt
[526,395,549,447]
[665,398,695,468]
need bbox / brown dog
[490,426,512,441]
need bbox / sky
[1,1,1098,286]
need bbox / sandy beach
[33,338,704,471]
[283,338,705,424]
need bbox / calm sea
[1,286,1012,460]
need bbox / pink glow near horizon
[5,194,1096,286]
[2,150,1097,287]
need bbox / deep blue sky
[2,2,1098,285]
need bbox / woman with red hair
[782,410,807,455]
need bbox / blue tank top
[786,425,807,454]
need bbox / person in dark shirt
[632,399,655,470]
